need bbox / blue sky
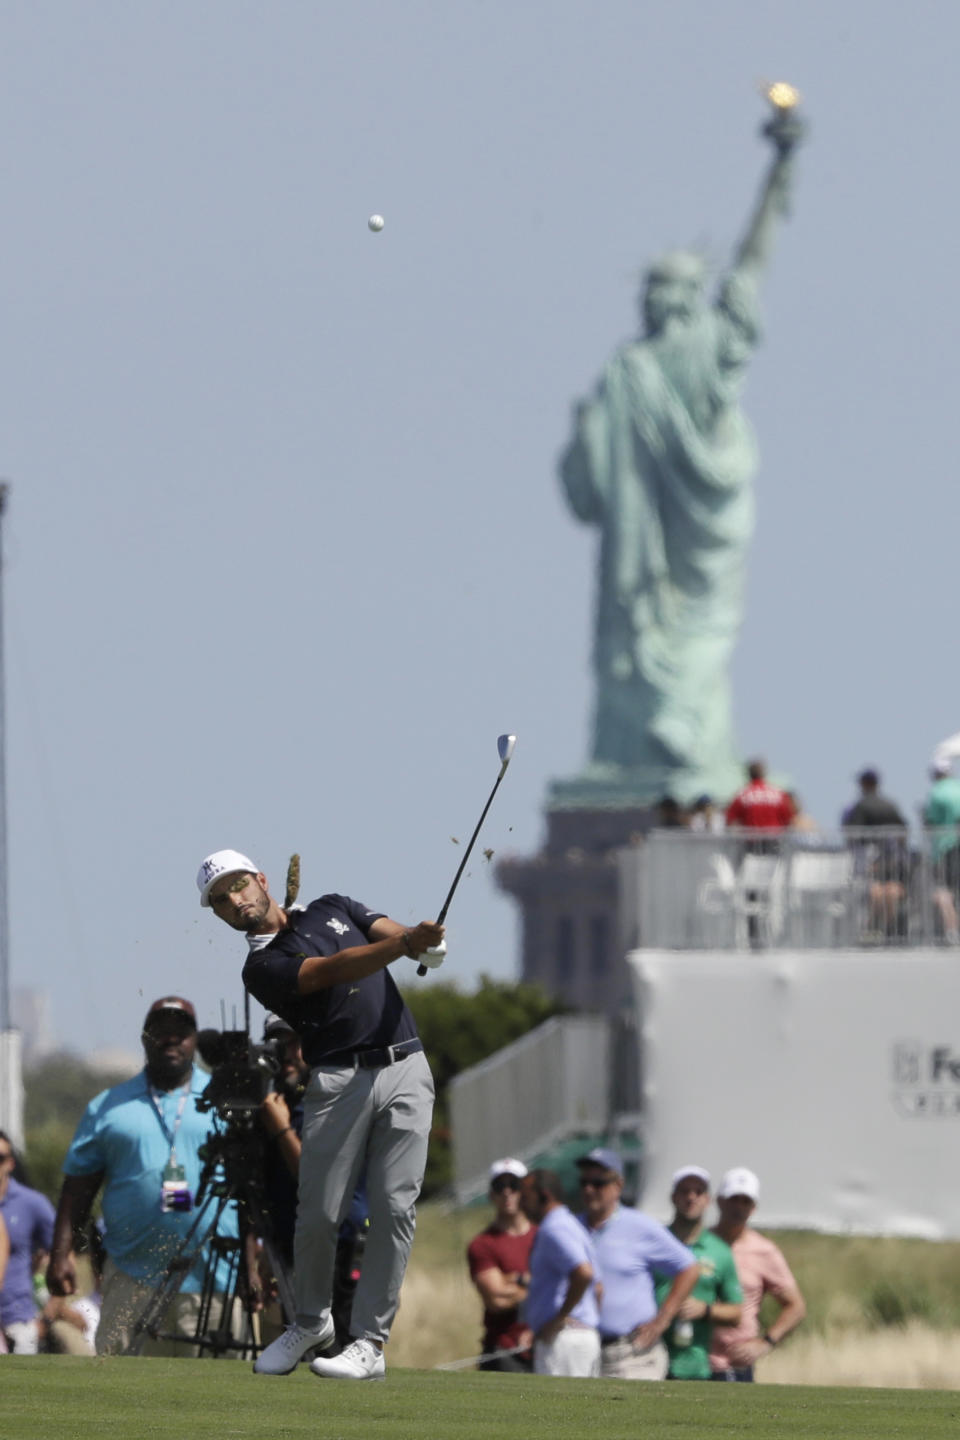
[2,1,957,1054]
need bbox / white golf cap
[717,1166,760,1201]
[489,1157,527,1183]
[197,849,261,907]
[671,1164,711,1190]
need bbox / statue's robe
[560,274,761,794]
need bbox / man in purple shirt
[519,1169,600,1377]
[576,1147,698,1380]
[0,1132,55,1353]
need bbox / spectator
[46,996,243,1356]
[843,768,907,830]
[0,1131,55,1354]
[39,1242,100,1357]
[657,1165,742,1380]
[466,1157,537,1372]
[519,1168,600,1377]
[923,761,960,945]
[709,1167,805,1381]
[0,1211,8,1352]
[256,1013,368,1350]
[656,797,688,829]
[576,1147,698,1381]
[689,796,723,834]
[842,769,909,939]
[785,793,818,835]
[725,760,794,832]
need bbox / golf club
[416,733,517,976]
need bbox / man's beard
[147,1052,193,1087]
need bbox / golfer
[197,848,443,1381]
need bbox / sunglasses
[491,1176,522,1194]
[579,1176,618,1189]
[0,1149,13,1162]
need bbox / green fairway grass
[4,1358,960,1440]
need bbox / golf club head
[497,734,517,766]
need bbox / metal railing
[629,827,960,951]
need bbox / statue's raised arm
[728,86,807,291]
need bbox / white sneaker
[310,1338,386,1380]
[253,1316,335,1374]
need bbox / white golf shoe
[253,1315,335,1374]
[310,1338,386,1380]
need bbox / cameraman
[46,997,245,1356]
[258,1015,369,1348]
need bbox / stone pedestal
[495,802,654,1017]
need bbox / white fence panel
[450,1015,610,1203]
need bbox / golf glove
[414,939,447,970]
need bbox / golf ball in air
[368,214,385,232]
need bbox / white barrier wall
[0,1028,24,1149]
[629,950,960,1238]
[450,1015,610,1203]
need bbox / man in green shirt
[924,762,960,943]
[655,1166,742,1380]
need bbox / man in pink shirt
[708,1167,806,1382]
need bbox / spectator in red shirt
[466,1158,537,1372]
[725,761,794,831]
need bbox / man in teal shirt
[655,1165,742,1380]
[46,997,241,1355]
[924,762,960,943]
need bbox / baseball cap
[576,1147,623,1178]
[717,1166,760,1201]
[933,759,954,777]
[671,1164,711,1190]
[143,996,197,1031]
[488,1157,527,1183]
[197,849,261,907]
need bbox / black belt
[600,1334,634,1348]
[324,1038,424,1070]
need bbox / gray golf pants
[294,1049,434,1344]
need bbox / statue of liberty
[557,91,806,807]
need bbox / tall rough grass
[389,1205,960,1387]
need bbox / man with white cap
[575,1147,699,1380]
[656,1165,742,1380]
[709,1166,806,1381]
[466,1158,537,1372]
[197,848,444,1381]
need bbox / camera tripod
[126,1109,295,1359]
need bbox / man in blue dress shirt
[576,1147,699,1379]
[519,1169,600,1376]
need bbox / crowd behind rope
[467,1151,804,1381]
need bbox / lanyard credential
[148,1079,191,1168]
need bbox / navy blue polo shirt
[241,895,418,1067]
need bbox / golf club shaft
[416,758,509,977]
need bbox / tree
[23,1052,134,1201]
[401,975,567,1196]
